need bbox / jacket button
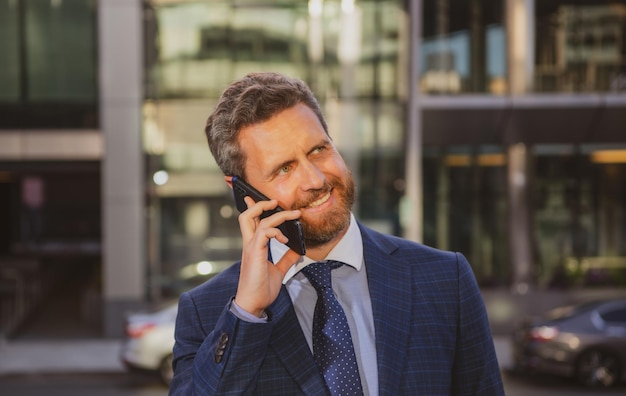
[214,333,229,363]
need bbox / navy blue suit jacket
[170,224,504,395]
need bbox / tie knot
[301,260,343,291]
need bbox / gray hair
[205,72,328,178]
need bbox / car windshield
[541,301,603,321]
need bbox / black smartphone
[231,176,306,255]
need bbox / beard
[293,171,355,248]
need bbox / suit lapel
[360,225,412,395]
[265,226,412,395]
[268,287,328,395]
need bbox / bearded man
[169,72,504,396]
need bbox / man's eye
[279,165,291,174]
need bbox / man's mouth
[304,191,331,209]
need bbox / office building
[1,0,625,338]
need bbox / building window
[421,0,507,94]
[534,145,626,288]
[0,0,98,129]
[143,0,408,297]
[0,0,20,102]
[535,1,626,92]
[423,146,510,287]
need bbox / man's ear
[224,175,234,189]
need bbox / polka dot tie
[302,261,364,396]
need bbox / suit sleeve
[451,253,505,396]
[169,291,274,395]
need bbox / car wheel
[575,349,621,388]
[159,353,174,386]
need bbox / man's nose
[298,161,325,190]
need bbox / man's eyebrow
[266,140,328,178]
[308,139,331,153]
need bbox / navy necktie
[302,261,364,396]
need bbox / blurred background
[0,0,625,345]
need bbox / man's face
[238,104,355,248]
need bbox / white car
[120,260,232,385]
[120,303,177,385]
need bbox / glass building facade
[0,0,102,338]
[417,0,626,291]
[142,0,409,300]
[0,0,625,338]
[143,0,626,299]
[0,0,98,128]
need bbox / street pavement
[0,337,125,376]
[0,336,513,376]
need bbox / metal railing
[0,264,44,338]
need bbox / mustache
[293,183,333,209]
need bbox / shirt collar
[271,213,363,284]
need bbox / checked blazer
[169,223,505,395]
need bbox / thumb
[274,249,301,277]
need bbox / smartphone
[231,176,306,255]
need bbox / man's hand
[234,196,302,317]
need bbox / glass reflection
[26,0,97,101]
[421,0,507,94]
[423,146,509,287]
[535,1,626,92]
[144,0,407,296]
[0,0,20,101]
[0,0,97,128]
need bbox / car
[512,298,626,388]
[120,302,177,386]
[119,260,233,385]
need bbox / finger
[257,208,301,229]
[243,195,256,210]
[237,198,277,240]
[238,199,277,227]
[238,199,301,250]
[250,226,287,249]
[240,199,301,226]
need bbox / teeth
[307,192,330,208]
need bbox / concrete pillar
[506,0,535,292]
[436,156,449,250]
[508,143,533,293]
[98,0,145,337]
[402,0,423,243]
[506,0,535,94]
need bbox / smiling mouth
[304,192,331,209]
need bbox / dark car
[512,298,626,388]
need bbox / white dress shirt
[270,214,378,395]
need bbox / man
[170,72,504,395]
